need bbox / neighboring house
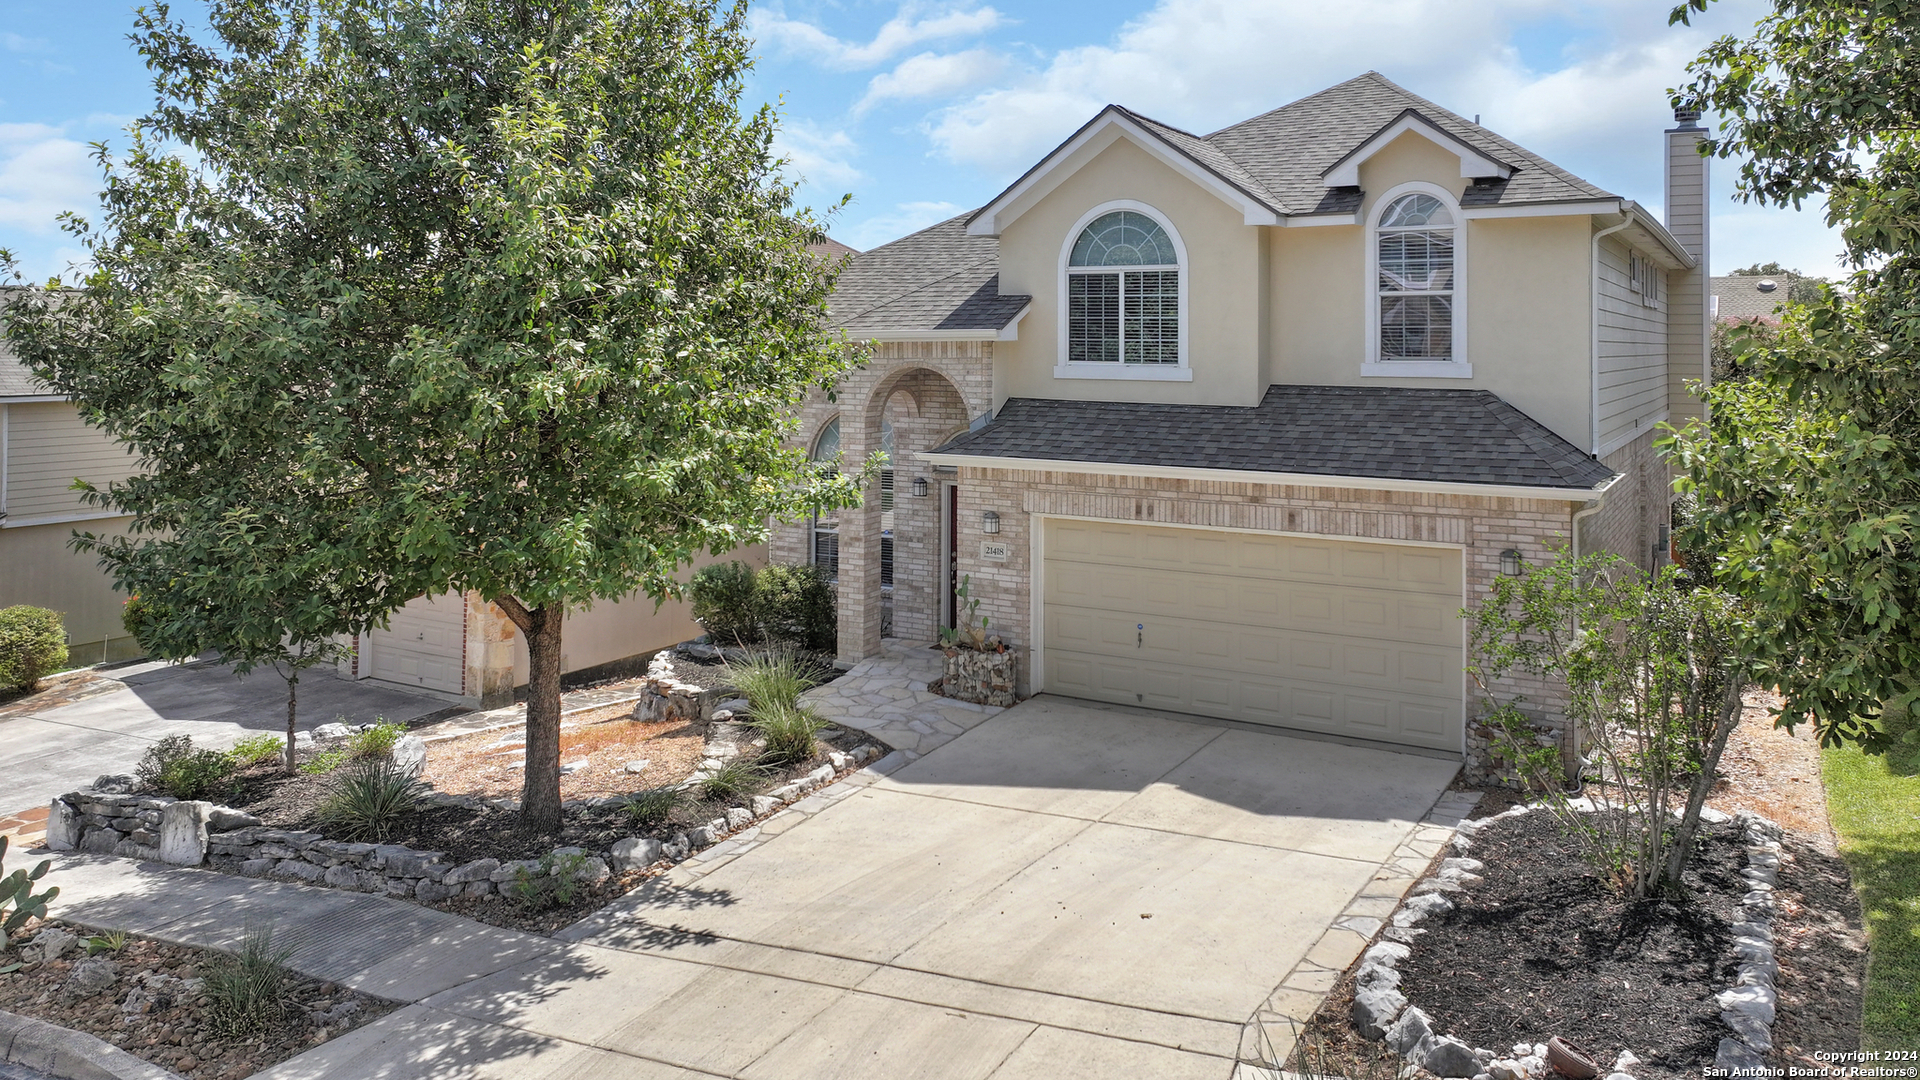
[778,72,1710,774]
[1711,274,1794,323]
[0,294,754,706]
[0,312,143,664]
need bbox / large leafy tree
[1666,0,1920,749]
[0,0,865,830]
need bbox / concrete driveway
[0,660,452,816]
[267,696,1462,1079]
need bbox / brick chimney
[1665,106,1711,426]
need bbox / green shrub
[0,606,68,693]
[696,758,767,801]
[202,925,292,1036]
[726,648,821,714]
[507,852,589,911]
[689,561,762,646]
[756,563,836,652]
[622,786,686,828]
[348,720,404,759]
[750,701,828,768]
[229,734,285,769]
[315,759,423,841]
[300,746,352,775]
[134,734,238,800]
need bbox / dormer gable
[1321,108,1515,189]
[965,106,1285,236]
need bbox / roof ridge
[860,211,979,257]
[1202,72,1384,140]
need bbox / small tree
[1467,550,1753,898]
[108,503,376,772]
[1,0,869,832]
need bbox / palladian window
[1375,193,1456,362]
[1066,211,1180,364]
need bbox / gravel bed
[0,922,393,1080]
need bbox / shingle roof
[1204,72,1615,216]
[834,73,1620,333]
[828,214,1031,336]
[1712,275,1792,322]
[929,384,1616,491]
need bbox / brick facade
[770,346,1668,780]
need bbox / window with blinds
[1066,210,1180,365]
[1376,193,1456,362]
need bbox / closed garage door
[369,593,466,696]
[1041,519,1464,752]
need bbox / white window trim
[1054,200,1194,383]
[1363,181,1472,379]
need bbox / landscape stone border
[42,646,889,909]
[1714,812,1784,1071]
[1333,800,1775,1080]
[0,1007,183,1080]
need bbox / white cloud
[0,124,97,236]
[773,122,864,189]
[842,201,964,250]
[752,3,1006,70]
[3,33,51,53]
[855,49,1007,116]
[1715,198,1849,279]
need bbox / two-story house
[775,72,1709,774]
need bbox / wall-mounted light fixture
[1499,549,1524,577]
[982,511,1001,535]
[911,476,929,497]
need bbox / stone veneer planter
[938,647,1017,708]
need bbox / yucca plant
[725,648,821,714]
[315,758,423,841]
[202,925,293,1035]
[750,701,829,768]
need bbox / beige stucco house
[777,72,1710,774]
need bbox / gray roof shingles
[831,72,1617,334]
[828,214,1030,337]
[1712,275,1793,322]
[930,385,1616,491]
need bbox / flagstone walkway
[801,640,1004,758]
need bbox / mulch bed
[1392,809,1743,1078]
[1301,690,1869,1075]
[0,921,393,1080]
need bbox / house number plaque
[980,541,1010,562]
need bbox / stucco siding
[994,133,1266,407]
[1596,236,1669,455]
[2,402,137,525]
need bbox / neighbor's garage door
[1042,520,1464,752]
[368,593,466,696]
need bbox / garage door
[368,593,466,696]
[1041,520,1464,751]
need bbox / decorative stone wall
[629,650,718,725]
[939,647,1017,708]
[44,788,254,868]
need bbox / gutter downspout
[1591,213,1634,456]
[1564,474,1620,781]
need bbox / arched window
[1368,188,1465,374]
[1066,209,1181,366]
[811,416,840,462]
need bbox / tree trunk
[284,671,299,774]
[1659,676,1748,893]
[520,605,565,833]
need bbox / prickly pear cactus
[0,834,59,951]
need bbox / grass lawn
[1823,737,1920,1048]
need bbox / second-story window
[1067,211,1180,364]
[1376,193,1456,362]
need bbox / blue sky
[2,0,1843,282]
